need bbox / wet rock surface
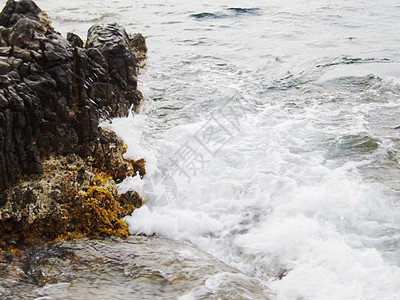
[0,0,146,192]
[0,236,270,299]
[129,33,147,67]
[0,129,146,248]
[0,0,148,248]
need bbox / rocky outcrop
[0,0,148,248]
[129,32,147,67]
[0,0,146,192]
[0,129,146,248]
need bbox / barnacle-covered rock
[0,141,146,249]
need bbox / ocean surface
[36,0,400,299]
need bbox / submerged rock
[0,0,147,247]
[0,236,271,299]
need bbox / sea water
[35,0,400,299]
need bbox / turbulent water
[1,237,268,299]
[35,0,400,299]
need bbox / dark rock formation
[0,0,44,28]
[0,129,146,248]
[0,0,148,248]
[129,33,147,67]
[0,0,145,193]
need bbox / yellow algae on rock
[0,130,146,250]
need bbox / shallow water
[1,237,268,299]
[35,0,400,299]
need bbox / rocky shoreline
[0,1,272,299]
[0,0,147,248]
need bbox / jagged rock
[66,32,83,48]
[129,33,147,67]
[85,23,143,118]
[0,0,145,192]
[0,132,145,247]
[91,130,146,183]
[0,0,148,247]
[0,0,42,28]
[87,23,137,87]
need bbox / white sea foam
[37,0,400,298]
[113,89,400,299]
